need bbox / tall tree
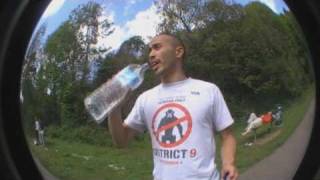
[41,1,115,126]
[69,1,114,84]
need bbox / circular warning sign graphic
[152,103,192,148]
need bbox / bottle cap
[141,62,150,71]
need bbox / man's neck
[160,69,187,84]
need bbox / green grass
[29,85,315,179]
[30,134,153,180]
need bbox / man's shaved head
[153,33,186,59]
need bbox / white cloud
[101,25,126,50]
[254,0,277,12]
[94,11,126,51]
[42,0,65,18]
[125,5,162,42]
[96,5,162,51]
[129,0,138,5]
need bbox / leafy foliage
[155,0,312,114]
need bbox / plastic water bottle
[84,63,149,123]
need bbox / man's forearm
[221,133,236,166]
[108,108,129,148]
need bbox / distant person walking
[34,119,45,145]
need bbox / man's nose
[149,50,155,60]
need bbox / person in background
[34,120,40,145]
[34,119,45,145]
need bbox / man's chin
[153,69,163,76]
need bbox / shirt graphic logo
[191,91,200,95]
[152,103,192,148]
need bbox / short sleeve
[124,94,147,133]
[211,86,234,131]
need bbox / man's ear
[175,46,184,59]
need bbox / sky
[37,0,289,51]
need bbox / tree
[69,1,114,84]
[155,0,312,115]
[155,0,212,33]
[118,36,146,59]
[40,1,115,126]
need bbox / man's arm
[108,106,137,148]
[220,126,238,180]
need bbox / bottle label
[117,67,139,88]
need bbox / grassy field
[29,85,315,180]
[30,134,154,180]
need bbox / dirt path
[238,99,315,180]
[255,129,282,146]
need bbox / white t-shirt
[124,78,234,180]
[35,121,40,131]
